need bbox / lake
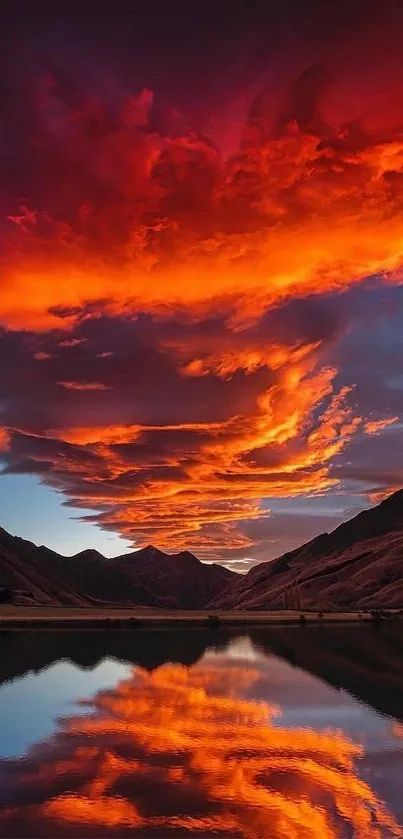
[0,624,402,837]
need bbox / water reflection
[250,624,403,724]
[0,653,401,837]
[0,627,212,686]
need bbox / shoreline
[0,606,401,630]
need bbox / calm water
[0,625,403,837]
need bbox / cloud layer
[1,5,403,561]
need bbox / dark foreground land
[0,605,401,629]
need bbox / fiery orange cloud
[368,486,403,505]
[1,341,398,556]
[1,10,403,557]
[179,342,321,379]
[3,139,403,333]
[57,380,111,391]
[0,662,400,837]
[0,360,361,555]
[2,73,403,333]
[364,417,399,435]
[0,428,10,452]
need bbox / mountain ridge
[1,488,403,610]
[0,532,234,609]
[210,489,403,610]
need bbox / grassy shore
[0,605,401,629]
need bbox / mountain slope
[210,489,403,610]
[0,528,90,606]
[2,488,402,611]
[111,546,232,609]
[0,528,234,608]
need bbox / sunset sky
[1,1,403,569]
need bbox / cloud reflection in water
[0,660,401,837]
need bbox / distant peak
[134,544,164,558]
[127,544,165,560]
[177,550,199,564]
[72,548,105,561]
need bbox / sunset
[0,2,402,565]
[1,4,403,836]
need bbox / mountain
[210,489,403,611]
[0,528,90,607]
[1,488,403,611]
[0,529,234,609]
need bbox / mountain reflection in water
[0,630,402,838]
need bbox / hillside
[1,489,403,611]
[210,489,403,611]
[0,529,234,609]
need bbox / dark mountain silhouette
[210,488,403,610]
[0,528,234,609]
[1,488,403,611]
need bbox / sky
[1,1,403,569]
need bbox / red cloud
[1,7,403,558]
[0,428,10,452]
[364,417,398,436]
[0,291,401,558]
[2,49,403,332]
[0,333,376,555]
[57,381,111,391]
